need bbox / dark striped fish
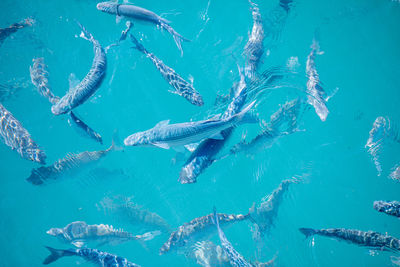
[0,103,46,164]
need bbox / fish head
[96,2,119,14]
[373,201,386,212]
[124,132,150,147]
[46,227,63,237]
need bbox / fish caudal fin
[43,247,74,265]
[108,130,124,152]
[76,21,94,44]
[299,228,316,238]
[161,23,190,56]
[129,34,146,53]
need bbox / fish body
[160,211,250,254]
[130,35,203,106]
[0,103,46,164]
[96,2,189,55]
[373,201,400,218]
[51,23,106,115]
[212,208,253,267]
[26,143,114,185]
[124,101,255,149]
[306,37,328,121]
[43,246,140,266]
[299,228,400,251]
[0,18,33,46]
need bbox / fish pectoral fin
[209,132,224,140]
[152,143,170,149]
[154,120,170,128]
[71,241,85,248]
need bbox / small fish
[51,22,106,115]
[130,34,203,106]
[160,210,251,255]
[306,34,329,122]
[26,141,117,185]
[124,101,256,150]
[212,207,253,267]
[47,221,160,247]
[96,1,190,55]
[373,200,400,218]
[43,246,141,266]
[0,103,46,164]
[0,18,34,46]
[299,227,400,252]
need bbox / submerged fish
[230,99,302,156]
[124,101,256,150]
[0,103,46,164]
[373,200,400,218]
[30,58,103,144]
[0,18,34,46]
[390,165,400,181]
[43,246,141,266]
[26,142,116,185]
[212,207,253,267]
[299,228,400,252]
[160,210,251,255]
[51,23,106,115]
[306,35,329,122]
[130,34,203,106]
[96,1,190,55]
[191,241,230,267]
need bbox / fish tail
[108,129,124,152]
[129,34,146,53]
[43,246,75,265]
[299,227,317,238]
[246,202,258,225]
[76,21,94,44]
[161,23,190,56]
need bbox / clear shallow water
[0,0,400,266]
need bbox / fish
[51,22,106,115]
[160,210,251,255]
[0,18,34,46]
[0,103,46,164]
[299,227,400,252]
[47,221,160,247]
[130,34,203,106]
[373,200,400,218]
[96,1,190,55]
[43,246,141,266]
[243,0,265,82]
[30,58,103,144]
[26,141,117,185]
[305,34,329,122]
[390,165,400,181]
[98,196,171,233]
[212,207,253,267]
[124,100,257,150]
[230,99,302,156]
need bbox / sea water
[0,0,400,266]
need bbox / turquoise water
[1,0,400,266]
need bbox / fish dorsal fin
[152,143,170,149]
[209,132,224,140]
[68,73,80,90]
[154,120,170,128]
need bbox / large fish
[230,99,301,156]
[96,2,189,55]
[47,221,160,247]
[160,210,251,255]
[43,246,141,266]
[30,58,103,144]
[212,207,253,267]
[0,103,46,164]
[373,200,400,218]
[51,23,106,115]
[0,18,34,46]
[124,101,256,150]
[26,141,117,185]
[299,227,400,252]
[129,34,203,106]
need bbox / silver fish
[299,227,400,252]
[96,1,190,55]
[130,34,203,106]
[51,23,106,115]
[124,101,256,150]
[47,221,160,247]
[0,103,46,164]
[160,210,250,255]
[43,246,140,266]
[373,200,400,218]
